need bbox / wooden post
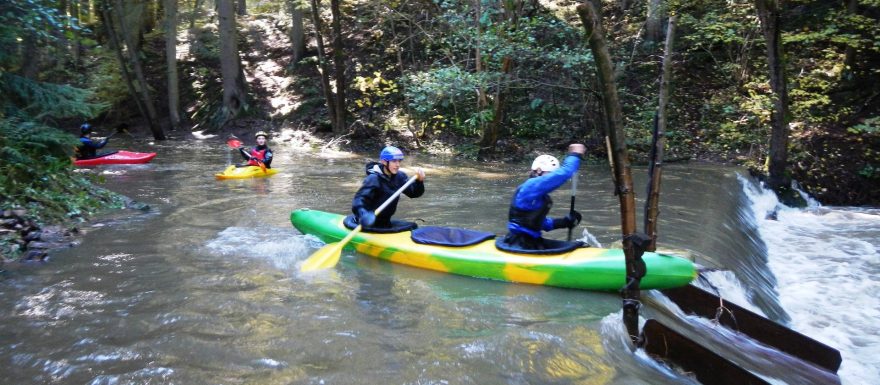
[577,1,641,344]
[644,15,676,252]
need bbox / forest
[1,0,878,228]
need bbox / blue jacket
[507,154,581,238]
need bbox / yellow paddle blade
[300,242,344,272]
[300,224,363,272]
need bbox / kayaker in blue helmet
[237,131,274,168]
[499,143,586,251]
[76,123,110,159]
[351,145,426,229]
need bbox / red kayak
[73,151,157,166]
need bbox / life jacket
[508,186,553,235]
[247,148,267,166]
[77,137,101,159]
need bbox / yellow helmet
[255,131,269,139]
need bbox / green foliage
[848,117,880,134]
[353,71,399,109]
[404,66,490,136]
[0,73,108,120]
[0,0,120,224]
[391,0,593,139]
[86,48,132,111]
[0,118,123,222]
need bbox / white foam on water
[204,227,314,272]
[578,227,602,248]
[740,178,880,385]
[693,269,765,316]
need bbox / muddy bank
[0,200,151,271]
[0,209,78,267]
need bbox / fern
[0,73,108,120]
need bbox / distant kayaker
[75,123,110,159]
[351,146,426,230]
[238,131,274,168]
[498,143,586,251]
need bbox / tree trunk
[755,0,789,191]
[83,0,93,24]
[479,56,513,155]
[644,15,676,252]
[164,0,181,131]
[288,0,306,63]
[19,32,40,79]
[578,1,641,345]
[310,0,337,131]
[217,0,248,125]
[190,0,203,29]
[474,0,488,123]
[102,3,150,131]
[237,0,247,16]
[478,0,526,157]
[329,0,346,132]
[71,0,82,66]
[114,0,165,140]
[843,0,858,74]
[54,0,70,69]
[645,0,663,44]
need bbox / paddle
[226,136,267,174]
[567,172,577,242]
[226,136,242,148]
[301,174,420,272]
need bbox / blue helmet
[80,123,93,135]
[379,146,404,161]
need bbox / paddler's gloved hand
[552,210,582,230]
[566,210,582,228]
[358,209,376,227]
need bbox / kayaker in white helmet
[351,145,426,230]
[498,143,586,252]
[237,131,274,168]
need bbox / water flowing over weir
[0,142,875,384]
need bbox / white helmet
[531,155,560,173]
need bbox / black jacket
[76,136,108,159]
[351,162,424,227]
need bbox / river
[1,137,876,384]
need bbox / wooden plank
[661,285,842,373]
[642,319,771,385]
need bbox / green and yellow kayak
[290,209,696,291]
[215,165,279,179]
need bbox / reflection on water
[0,139,869,384]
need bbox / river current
[1,137,876,384]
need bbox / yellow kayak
[215,165,279,179]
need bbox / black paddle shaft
[567,195,575,241]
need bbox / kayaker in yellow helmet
[236,131,274,168]
[350,145,426,231]
[497,143,586,252]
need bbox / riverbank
[0,195,150,269]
